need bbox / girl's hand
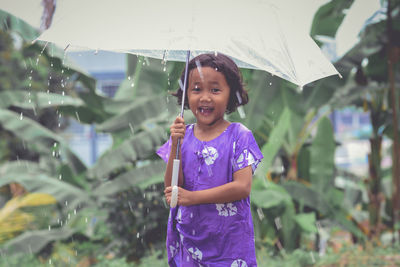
[164,186,193,206]
[170,116,185,146]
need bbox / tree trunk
[367,136,384,240]
[387,0,400,243]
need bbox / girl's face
[187,67,230,128]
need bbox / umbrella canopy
[36,0,339,87]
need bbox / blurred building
[61,51,126,166]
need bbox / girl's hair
[172,53,248,114]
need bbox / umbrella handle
[170,159,180,208]
[171,50,190,209]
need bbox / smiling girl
[157,53,263,266]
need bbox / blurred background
[0,0,399,266]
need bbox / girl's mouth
[198,106,214,116]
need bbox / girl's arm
[165,165,252,205]
[164,116,185,188]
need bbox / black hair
[172,53,248,114]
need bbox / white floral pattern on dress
[231,259,248,267]
[201,146,218,165]
[216,203,237,216]
[169,241,179,257]
[188,247,203,261]
[176,207,182,223]
[236,149,256,168]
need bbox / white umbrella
[36,0,338,87]
[36,0,340,207]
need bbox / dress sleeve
[156,137,172,163]
[232,128,263,174]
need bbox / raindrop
[214,51,218,56]
[215,67,218,71]
[48,101,52,105]
[192,230,196,235]
[48,225,51,231]
[49,259,52,264]
[269,82,272,86]
[195,60,204,82]
[58,123,61,127]
[128,123,134,134]
[274,217,282,230]
[128,76,131,80]
[178,79,184,91]
[61,69,64,74]
[19,112,23,120]
[237,106,246,119]
[85,217,88,223]
[163,66,167,72]
[131,82,134,87]
[296,85,303,93]
[74,209,77,215]
[256,208,264,220]
[59,174,62,180]
[35,57,39,65]
[52,151,56,157]
[142,61,145,66]
[64,44,70,52]
[29,76,32,80]
[29,83,32,87]
[68,213,70,219]
[65,200,68,206]
[62,91,65,96]
[310,252,315,263]
[137,233,140,239]
[75,111,81,123]
[128,201,134,212]
[50,62,53,67]
[316,221,322,233]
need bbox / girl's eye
[211,88,220,93]
[192,87,200,92]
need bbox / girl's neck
[194,119,230,141]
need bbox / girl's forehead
[189,67,226,83]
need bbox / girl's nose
[199,92,212,102]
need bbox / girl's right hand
[170,116,185,145]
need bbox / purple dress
[157,122,263,267]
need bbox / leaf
[251,178,292,209]
[92,160,165,199]
[89,126,166,179]
[282,181,333,215]
[0,161,91,206]
[0,109,87,174]
[310,0,355,39]
[255,107,291,179]
[0,91,84,109]
[294,213,317,233]
[309,116,336,192]
[96,96,170,133]
[0,228,76,255]
[0,9,39,41]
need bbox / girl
[157,53,263,266]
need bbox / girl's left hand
[164,186,193,206]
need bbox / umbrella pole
[170,50,191,208]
